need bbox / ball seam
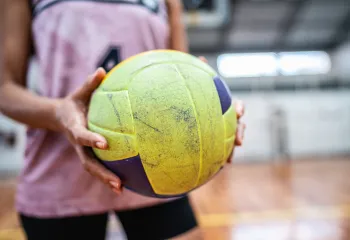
[173,64,203,190]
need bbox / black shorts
[19,196,197,240]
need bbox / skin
[0,0,245,196]
[166,0,189,52]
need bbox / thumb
[72,68,106,102]
[71,124,108,149]
[234,100,245,119]
[198,56,208,63]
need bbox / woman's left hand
[228,100,245,163]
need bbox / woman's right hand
[55,68,122,195]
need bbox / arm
[0,0,61,131]
[0,0,122,193]
[166,0,189,52]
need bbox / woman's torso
[18,0,171,218]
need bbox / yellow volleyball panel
[224,135,235,162]
[223,106,237,139]
[99,50,217,92]
[128,64,201,195]
[88,123,138,161]
[175,63,225,187]
[88,91,134,134]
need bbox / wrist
[50,98,65,132]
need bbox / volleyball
[88,50,236,198]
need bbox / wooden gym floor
[0,157,350,240]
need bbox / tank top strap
[30,0,166,18]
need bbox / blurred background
[185,0,350,162]
[1,0,350,239]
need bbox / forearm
[0,80,61,131]
[166,0,189,52]
[169,20,188,52]
[0,1,58,130]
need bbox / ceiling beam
[216,0,238,49]
[189,44,329,55]
[273,0,308,50]
[228,0,329,4]
[326,7,350,50]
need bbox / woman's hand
[227,100,245,163]
[55,68,122,194]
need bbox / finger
[198,56,208,63]
[71,124,108,149]
[234,100,245,119]
[110,181,123,194]
[227,148,234,164]
[73,68,106,102]
[76,146,122,193]
[85,161,122,194]
[234,122,246,146]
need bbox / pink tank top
[17,0,172,218]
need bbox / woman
[0,0,245,239]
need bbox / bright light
[217,53,278,78]
[278,51,331,76]
[217,51,331,78]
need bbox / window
[217,53,278,78]
[217,51,331,78]
[278,51,331,76]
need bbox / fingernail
[112,188,121,195]
[109,181,120,189]
[237,106,243,117]
[239,130,244,141]
[97,67,106,76]
[92,71,100,80]
[96,142,106,149]
[237,129,244,144]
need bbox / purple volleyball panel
[101,156,187,198]
[213,76,232,114]
[102,155,156,197]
